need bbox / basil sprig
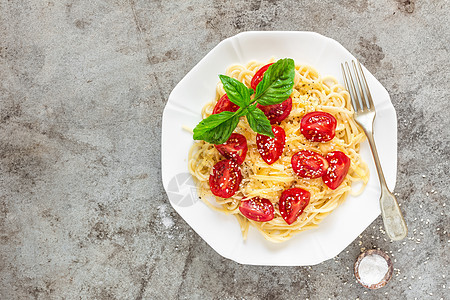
[193,58,295,144]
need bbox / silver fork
[341,60,407,241]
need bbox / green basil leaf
[219,75,251,107]
[246,105,274,138]
[254,58,295,106]
[193,110,241,144]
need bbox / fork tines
[341,61,375,113]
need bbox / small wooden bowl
[354,249,394,289]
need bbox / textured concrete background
[0,0,449,299]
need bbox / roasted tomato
[239,197,274,222]
[279,188,310,225]
[214,133,248,165]
[300,111,337,142]
[322,151,351,190]
[256,126,286,165]
[212,94,240,115]
[291,150,329,179]
[250,63,273,90]
[209,159,242,198]
[256,97,292,124]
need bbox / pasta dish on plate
[188,58,369,243]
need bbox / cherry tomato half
[291,150,329,179]
[250,63,273,90]
[212,94,240,115]
[256,126,286,165]
[300,111,337,142]
[209,159,242,198]
[214,133,248,165]
[322,151,351,190]
[239,197,274,222]
[279,188,310,225]
[256,97,292,124]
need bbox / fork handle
[365,132,408,241]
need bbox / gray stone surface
[0,0,449,299]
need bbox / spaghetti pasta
[188,59,369,243]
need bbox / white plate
[161,31,397,266]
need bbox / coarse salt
[358,254,389,285]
